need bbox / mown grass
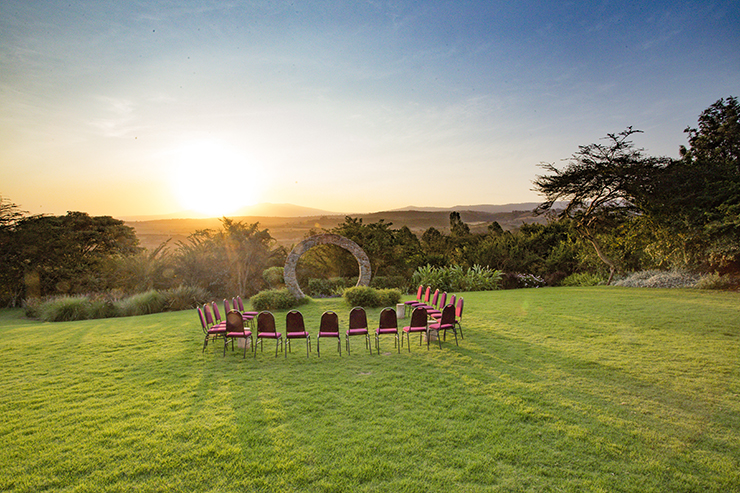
[1,287,738,492]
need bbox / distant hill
[125,202,559,251]
[118,203,341,221]
[392,202,563,214]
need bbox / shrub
[117,290,167,317]
[307,278,335,297]
[262,267,285,289]
[377,288,402,306]
[613,270,700,288]
[369,276,408,291]
[695,272,740,290]
[343,286,401,308]
[250,288,308,311]
[561,272,605,287]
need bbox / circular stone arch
[284,234,371,299]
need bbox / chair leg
[317,337,321,357]
[306,336,310,358]
[396,334,400,353]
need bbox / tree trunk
[585,235,618,285]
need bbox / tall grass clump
[116,289,167,317]
[343,286,401,307]
[161,285,209,311]
[29,295,94,322]
[250,288,309,311]
[411,264,502,292]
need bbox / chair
[427,304,458,349]
[203,303,226,330]
[285,310,311,358]
[402,307,428,351]
[407,286,431,311]
[404,285,424,310]
[224,310,253,358]
[346,307,371,355]
[455,297,464,339]
[375,307,400,354]
[255,311,283,357]
[317,310,341,357]
[198,306,226,352]
[424,289,440,312]
[235,296,258,325]
[211,301,224,325]
[426,291,446,319]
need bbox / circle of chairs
[198,289,463,358]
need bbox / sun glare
[170,141,264,217]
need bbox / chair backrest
[203,304,216,326]
[212,302,222,322]
[226,310,245,332]
[197,307,208,332]
[379,307,397,329]
[441,304,456,325]
[286,310,305,334]
[257,311,276,334]
[409,307,428,328]
[448,294,456,309]
[224,298,232,314]
[236,296,245,312]
[456,297,464,318]
[415,285,423,301]
[349,307,367,330]
[423,286,431,303]
[320,311,339,334]
[430,289,439,308]
[437,292,447,310]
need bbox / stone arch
[284,234,371,299]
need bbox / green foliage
[411,264,502,292]
[250,288,308,311]
[262,266,285,289]
[561,272,606,287]
[1,211,141,305]
[343,286,401,307]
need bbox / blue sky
[1,1,738,217]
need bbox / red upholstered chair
[407,286,431,311]
[198,306,226,353]
[235,296,258,325]
[455,297,464,339]
[317,311,341,357]
[346,307,371,355]
[426,291,446,319]
[211,301,224,325]
[375,307,400,354]
[285,310,311,358]
[427,304,458,349]
[404,285,424,310]
[224,310,253,358]
[255,311,283,357]
[402,307,428,351]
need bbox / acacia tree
[533,128,663,283]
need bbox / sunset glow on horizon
[1,1,738,218]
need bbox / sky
[1,1,738,218]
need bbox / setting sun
[170,141,264,217]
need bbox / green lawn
[1,287,738,492]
